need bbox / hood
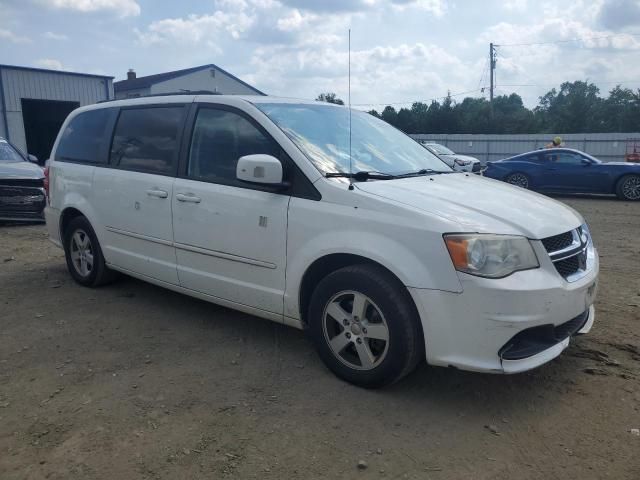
[355,173,583,239]
[0,161,44,180]
[445,154,479,163]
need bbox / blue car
[484,148,640,201]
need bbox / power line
[496,31,640,48]
[497,79,640,87]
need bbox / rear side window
[187,108,280,185]
[110,107,184,175]
[56,109,113,163]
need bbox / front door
[542,151,599,192]
[93,105,187,284]
[172,106,289,314]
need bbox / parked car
[484,148,640,201]
[420,142,482,173]
[0,137,46,222]
[45,96,598,387]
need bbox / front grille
[542,231,574,253]
[0,185,46,214]
[541,228,590,281]
[554,255,581,278]
[499,309,589,361]
[0,178,44,188]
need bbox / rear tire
[63,216,119,287]
[505,172,530,189]
[307,264,423,388]
[615,174,640,201]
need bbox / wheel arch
[297,253,419,329]
[59,206,88,241]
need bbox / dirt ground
[1,196,639,480]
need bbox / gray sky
[1,0,640,108]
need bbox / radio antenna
[348,28,354,191]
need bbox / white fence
[409,133,640,164]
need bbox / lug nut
[343,319,349,326]
[346,332,351,339]
[362,328,367,334]
[356,338,363,344]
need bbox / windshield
[256,103,451,176]
[0,141,25,163]
[426,143,455,155]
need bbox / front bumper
[408,248,599,374]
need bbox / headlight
[454,158,471,166]
[444,234,539,278]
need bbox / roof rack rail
[98,90,222,103]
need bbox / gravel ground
[1,196,639,480]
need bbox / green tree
[316,92,344,105]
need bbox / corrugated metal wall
[0,66,113,152]
[410,133,640,164]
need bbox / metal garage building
[0,64,113,164]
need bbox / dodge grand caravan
[45,95,598,387]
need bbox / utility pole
[489,42,496,118]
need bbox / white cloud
[390,0,446,15]
[0,28,30,43]
[35,58,65,70]
[43,31,68,40]
[40,0,141,17]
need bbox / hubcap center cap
[350,323,362,335]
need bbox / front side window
[256,103,450,176]
[56,108,113,163]
[187,108,279,184]
[544,152,583,165]
[110,107,183,175]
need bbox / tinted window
[56,109,113,163]
[544,152,583,165]
[187,108,279,184]
[110,107,183,175]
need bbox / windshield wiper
[325,170,397,181]
[395,168,453,177]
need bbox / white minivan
[45,95,598,387]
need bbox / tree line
[316,81,640,134]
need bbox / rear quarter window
[55,108,114,164]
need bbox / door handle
[146,189,168,199]
[176,193,202,204]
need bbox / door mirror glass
[28,154,39,164]
[237,154,284,185]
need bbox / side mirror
[236,154,289,188]
[28,154,39,164]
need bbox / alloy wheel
[622,176,640,200]
[70,229,94,277]
[322,290,390,370]
[507,173,529,189]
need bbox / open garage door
[21,98,79,165]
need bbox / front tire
[616,174,640,201]
[63,216,118,287]
[308,264,423,388]
[505,172,530,189]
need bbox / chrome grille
[541,231,574,252]
[542,227,591,281]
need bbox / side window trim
[108,104,188,177]
[178,103,321,200]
